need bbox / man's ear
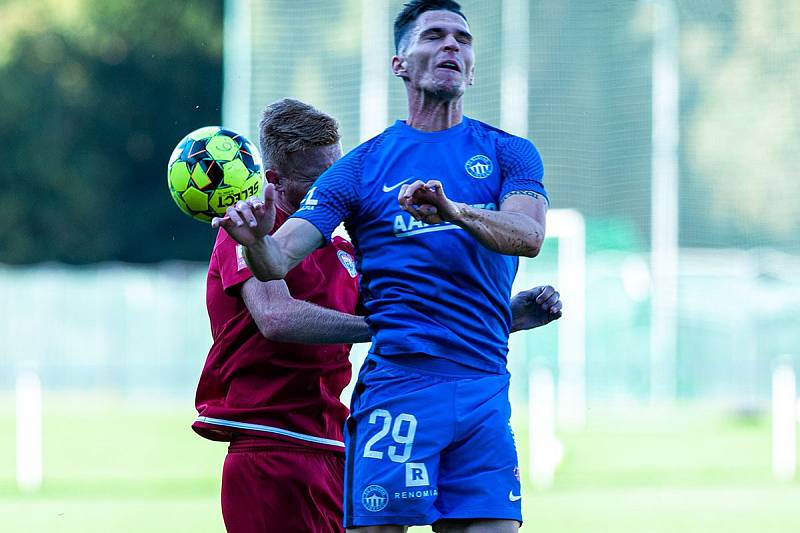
[392,55,408,79]
[264,169,283,189]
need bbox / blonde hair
[258,98,340,173]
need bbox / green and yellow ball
[167,126,263,222]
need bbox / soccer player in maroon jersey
[198,98,563,533]
[193,99,371,533]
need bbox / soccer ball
[167,126,263,222]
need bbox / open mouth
[436,60,461,72]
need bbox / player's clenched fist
[398,179,460,224]
[510,285,563,331]
[211,183,277,247]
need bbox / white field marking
[528,367,564,489]
[772,363,797,482]
[16,370,42,492]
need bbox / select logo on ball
[213,181,261,209]
[167,126,263,223]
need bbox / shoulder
[211,227,233,256]
[464,117,540,154]
[343,128,394,163]
[209,229,252,281]
[315,130,394,191]
[319,133,386,182]
[328,237,359,278]
[465,116,510,138]
[332,235,357,262]
[497,136,541,164]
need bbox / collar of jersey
[390,116,470,142]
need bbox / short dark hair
[258,98,340,173]
[393,0,467,53]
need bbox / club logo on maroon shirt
[337,250,357,278]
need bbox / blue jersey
[292,117,547,373]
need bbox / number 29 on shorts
[362,409,417,463]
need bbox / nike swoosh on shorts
[508,490,522,502]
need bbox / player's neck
[274,194,295,216]
[405,91,464,132]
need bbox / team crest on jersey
[337,250,357,278]
[362,484,389,512]
[465,154,494,179]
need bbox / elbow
[522,237,543,258]
[522,247,540,259]
[251,264,289,282]
[252,270,280,282]
[244,245,290,281]
[255,312,287,341]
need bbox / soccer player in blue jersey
[214,1,553,531]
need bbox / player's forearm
[259,299,372,344]
[244,236,292,281]
[450,203,544,257]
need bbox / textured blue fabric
[343,356,523,526]
[292,116,547,373]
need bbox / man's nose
[442,33,460,52]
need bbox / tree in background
[0,0,222,264]
[683,0,800,249]
[2,0,797,263]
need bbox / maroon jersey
[193,208,360,452]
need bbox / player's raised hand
[211,183,277,246]
[510,285,562,332]
[398,180,458,224]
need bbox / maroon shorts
[221,437,345,533]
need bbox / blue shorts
[343,355,522,527]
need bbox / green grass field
[1,395,798,532]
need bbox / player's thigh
[222,447,344,533]
[433,518,519,533]
[436,373,522,523]
[344,358,455,527]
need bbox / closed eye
[421,29,444,40]
[418,27,472,45]
[455,31,472,44]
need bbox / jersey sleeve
[214,232,253,295]
[497,136,549,205]
[291,149,362,241]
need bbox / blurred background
[1,0,799,531]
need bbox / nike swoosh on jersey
[508,490,522,502]
[382,178,412,193]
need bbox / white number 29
[362,409,418,463]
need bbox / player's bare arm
[241,277,371,344]
[213,192,324,281]
[244,217,324,281]
[510,285,562,332]
[399,180,546,257]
